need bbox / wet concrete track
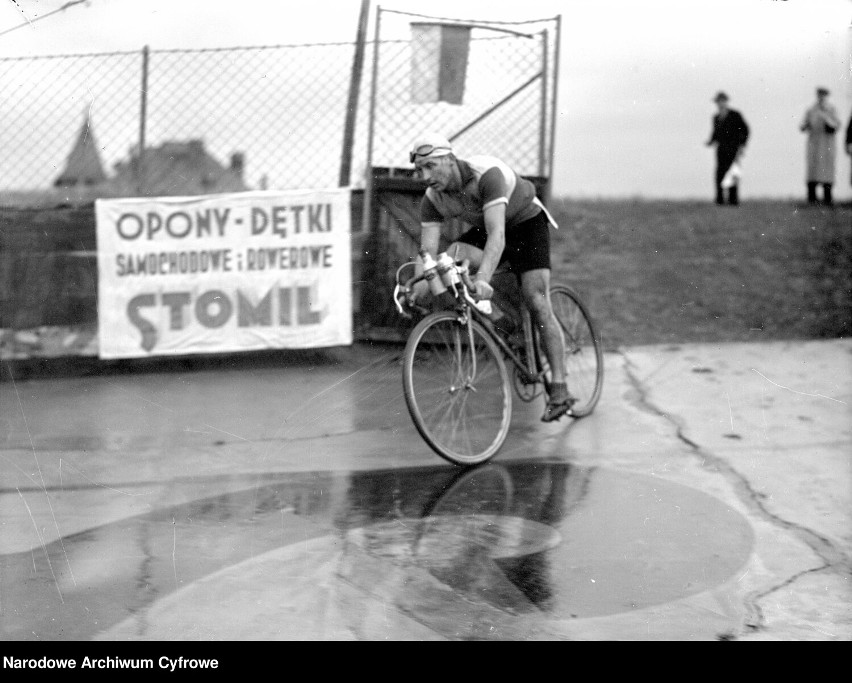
[1,339,850,640]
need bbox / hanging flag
[410,22,471,105]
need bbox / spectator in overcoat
[799,87,842,206]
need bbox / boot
[807,182,818,204]
[727,185,739,206]
[541,382,578,423]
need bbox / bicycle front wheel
[547,285,604,417]
[403,311,512,466]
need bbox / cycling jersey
[420,155,541,228]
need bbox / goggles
[409,144,451,164]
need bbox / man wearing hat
[706,91,750,205]
[406,133,575,422]
[800,87,842,206]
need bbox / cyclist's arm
[417,222,442,273]
[415,192,444,273]
[476,203,506,286]
[406,195,444,300]
[475,167,509,287]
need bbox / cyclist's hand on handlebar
[395,278,430,317]
[410,279,430,303]
[472,279,494,301]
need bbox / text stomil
[95,190,353,358]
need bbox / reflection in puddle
[350,515,562,563]
[1,461,753,640]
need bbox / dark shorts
[456,209,551,274]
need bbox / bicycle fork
[449,311,479,395]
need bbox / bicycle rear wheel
[543,285,604,417]
[403,311,512,466]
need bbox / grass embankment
[545,199,851,350]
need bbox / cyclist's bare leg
[519,268,565,384]
[520,268,575,421]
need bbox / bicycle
[393,252,604,467]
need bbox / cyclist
[407,132,576,422]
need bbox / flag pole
[362,5,382,234]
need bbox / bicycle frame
[397,255,604,465]
[467,304,544,387]
[394,258,546,392]
[394,263,545,398]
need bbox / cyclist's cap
[409,133,453,164]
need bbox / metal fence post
[538,29,548,180]
[340,0,370,188]
[362,5,382,234]
[546,15,561,207]
[137,45,149,196]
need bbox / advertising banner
[95,189,352,359]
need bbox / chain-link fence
[366,10,559,184]
[1,42,362,205]
[0,10,561,350]
[2,51,143,200]
[1,10,558,209]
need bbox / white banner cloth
[95,189,352,359]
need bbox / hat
[712,91,729,103]
[409,133,453,164]
[816,87,829,96]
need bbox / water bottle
[419,249,446,296]
[436,252,460,289]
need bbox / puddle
[1,461,753,640]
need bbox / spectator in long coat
[706,91,749,206]
[799,87,842,206]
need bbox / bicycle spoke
[403,313,512,465]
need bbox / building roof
[110,139,248,196]
[53,111,108,188]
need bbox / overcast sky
[2,0,851,199]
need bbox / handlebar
[393,255,490,319]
